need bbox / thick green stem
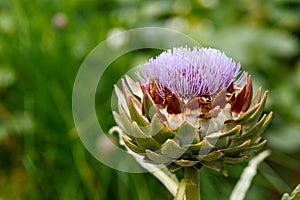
[184,167,200,200]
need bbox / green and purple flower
[113,47,272,175]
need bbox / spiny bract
[113,47,272,175]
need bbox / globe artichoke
[113,47,272,176]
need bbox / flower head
[113,46,272,175]
[138,47,245,101]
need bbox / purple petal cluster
[138,47,245,100]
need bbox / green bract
[113,75,272,175]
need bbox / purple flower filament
[138,47,244,101]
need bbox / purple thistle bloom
[138,47,245,100]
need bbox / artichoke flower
[113,47,272,176]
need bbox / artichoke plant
[113,47,272,199]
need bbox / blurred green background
[0,0,300,199]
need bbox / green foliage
[0,0,299,199]
[282,184,300,200]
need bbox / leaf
[230,112,272,146]
[175,121,199,145]
[143,91,164,120]
[231,75,252,114]
[239,140,267,156]
[250,86,262,108]
[230,150,271,200]
[145,149,173,164]
[202,160,223,172]
[161,139,190,159]
[122,135,145,153]
[192,150,224,161]
[114,85,129,116]
[212,88,227,109]
[132,122,160,150]
[168,164,183,173]
[221,139,251,154]
[222,155,249,164]
[207,125,241,139]
[174,159,200,167]
[128,95,149,126]
[117,102,137,139]
[182,140,215,154]
[125,75,143,99]
[223,103,260,131]
[205,132,230,149]
[112,111,125,131]
[244,91,268,130]
[150,113,175,143]
[120,79,149,127]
